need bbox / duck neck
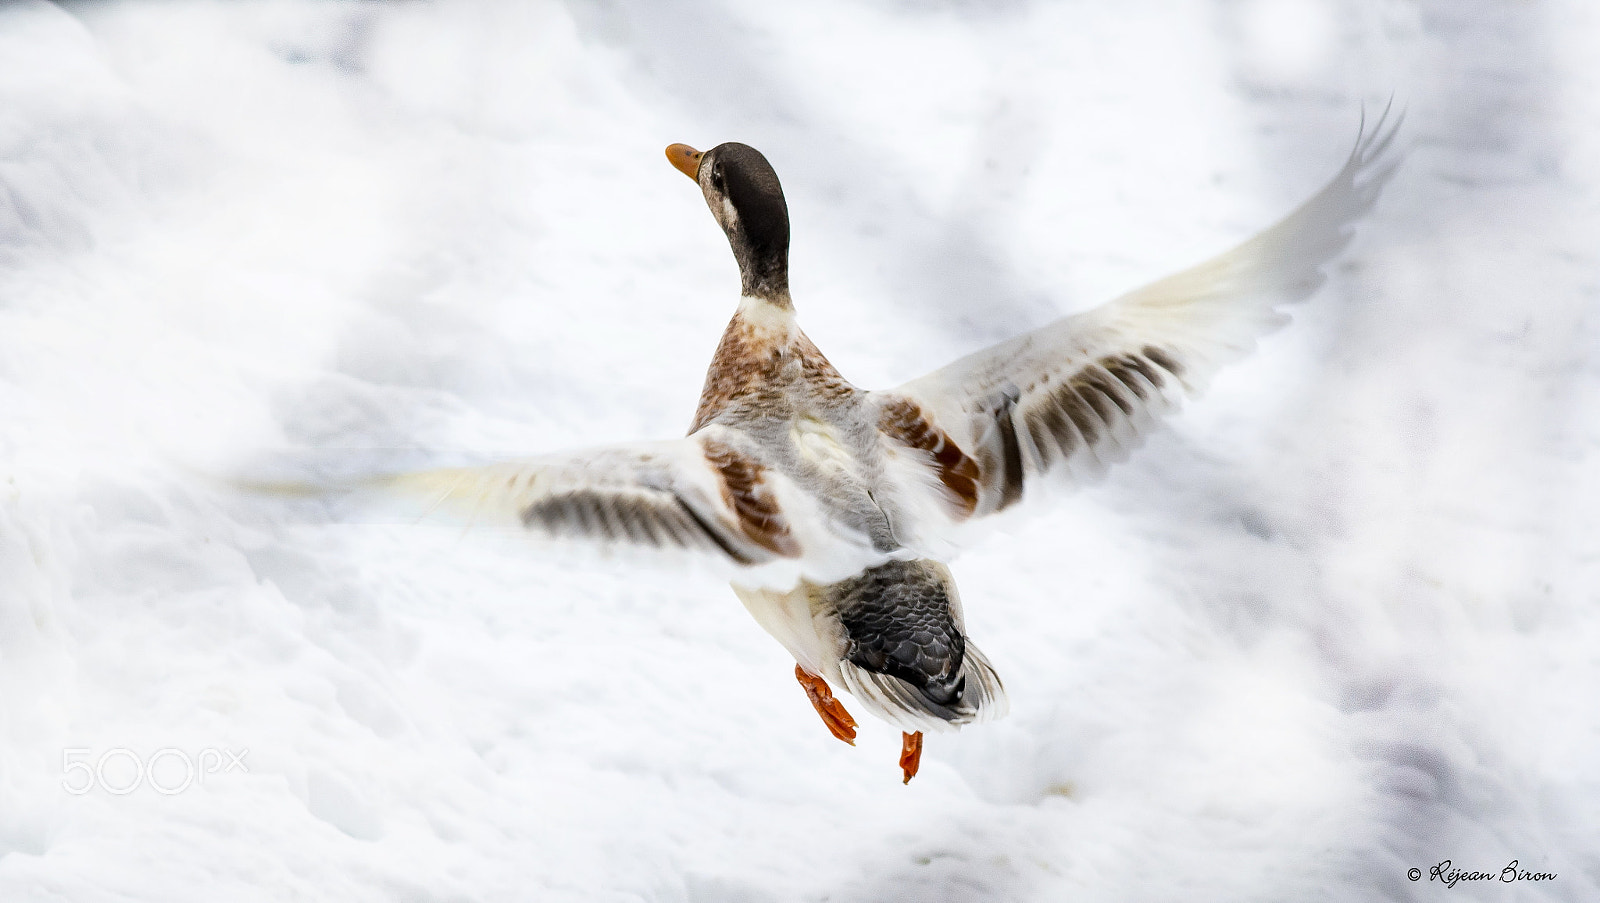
[738,251,791,309]
[734,292,797,335]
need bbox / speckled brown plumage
[689,312,776,433]
[702,435,800,558]
[791,332,856,403]
[876,395,981,517]
[688,310,856,433]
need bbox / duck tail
[838,639,1008,734]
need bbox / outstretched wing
[371,432,808,568]
[876,109,1402,522]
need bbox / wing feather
[375,435,796,567]
[882,108,1402,520]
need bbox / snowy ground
[2,0,1597,900]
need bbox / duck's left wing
[875,110,1400,523]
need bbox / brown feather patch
[689,313,780,433]
[878,396,982,518]
[991,390,1025,511]
[1111,352,1166,394]
[1018,349,1178,472]
[701,437,801,557]
[688,310,855,433]
[1142,345,1184,379]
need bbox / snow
[2,0,1597,900]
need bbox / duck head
[666,142,791,307]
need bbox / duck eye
[711,169,725,191]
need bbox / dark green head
[667,141,791,305]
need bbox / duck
[386,111,1399,783]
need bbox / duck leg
[900,731,924,784]
[794,665,857,745]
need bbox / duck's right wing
[373,433,811,567]
[241,431,821,570]
[876,109,1401,524]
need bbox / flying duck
[389,112,1399,783]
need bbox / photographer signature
[1407,860,1557,887]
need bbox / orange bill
[665,143,704,181]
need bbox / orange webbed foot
[794,665,858,745]
[900,731,923,784]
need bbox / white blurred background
[1,1,1595,900]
